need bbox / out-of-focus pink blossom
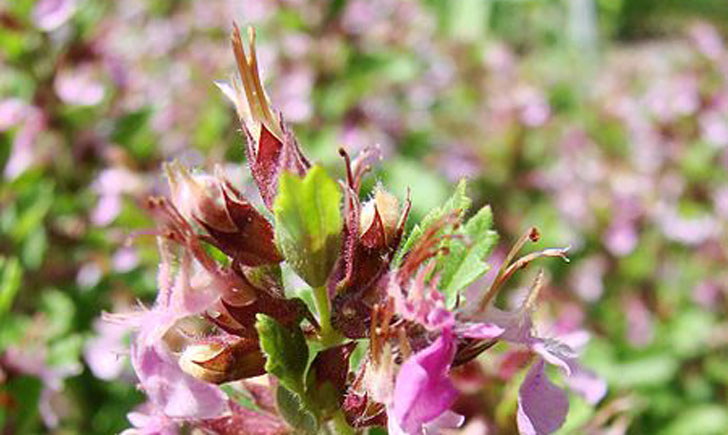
[3,346,81,428]
[32,0,77,31]
[0,99,27,131]
[437,145,482,182]
[84,318,131,381]
[91,168,145,226]
[54,64,106,106]
[689,22,725,61]
[273,68,313,123]
[603,219,638,257]
[624,296,654,348]
[4,105,46,179]
[692,281,722,310]
[712,186,728,218]
[77,262,103,289]
[570,256,607,302]
[655,203,719,246]
[112,247,140,273]
[700,112,728,148]
[516,86,551,127]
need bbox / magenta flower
[388,328,464,434]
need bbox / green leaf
[273,166,342,287]
[0,257,22,318]
[46,334,83,370]
[438,205,498,306]
[661,405,728,435]
[276,384,318,434]
[220,385,259,411]
[41,289,76,338]
[255,314,309,395]
[394,178,471,265]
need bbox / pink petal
[391,329,459,433]
[517,360,569,435]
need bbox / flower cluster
[107,25,603,434]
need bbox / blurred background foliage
[1,0,728,433]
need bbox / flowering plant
[108,24,602,435]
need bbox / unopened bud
[179,338,266,384]
[165,161,237,232]
[360,185,400,241]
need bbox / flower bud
[179,338,266,384]
[360,185,400,243]
[165,161,236,233]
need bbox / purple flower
[389,328,463,434]
[517,359,568,435]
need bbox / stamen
[339,148,355,189]
[397,326,411,359]
[478,226,540,311]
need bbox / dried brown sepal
[230,24,310,209]
[197,174,282,266]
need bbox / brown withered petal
[179,337,266,384]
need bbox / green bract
[394,178,471,266]
[438,205,498,306]
[255,314,309,395]
[273,166,342,288]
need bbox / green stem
[313,285,343,346]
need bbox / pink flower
[129,341,228,420]
[105,241,232,424]
[388,267,454,332]
[54,64,106,106]
[3,105,46,179]
[32,0,77,31]
[388,329,464,434]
